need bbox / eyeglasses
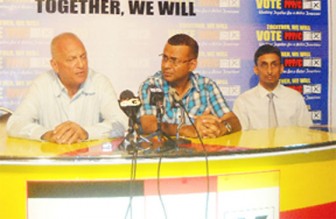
[257,61,281,71]
[160,54,193,66]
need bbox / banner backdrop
[0,0,329,125]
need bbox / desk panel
[1,126,336,218]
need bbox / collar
[257,82,282,98]
[189,72,201,92]
[161,72,200,96]
[52,69,95,98]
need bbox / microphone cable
[178,102,210,219]
[156,155,168,219]
[124,149,138,219]
[168,87,210,219]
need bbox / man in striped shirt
[138,34,241,138]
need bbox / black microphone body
[148,86,165,120]
[118,89,152,152]
[169,87,192,146]
[149,86,164,106]
[119,90,141,124]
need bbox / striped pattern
[139,71,231,124]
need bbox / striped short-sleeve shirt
[138,71,231,125]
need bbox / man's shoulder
[140,71,163,85]
[238,86,258,97]
[191,73,216,85]
[146,71,162,80]
[88,70,114,86]
[192,72,208,80]
[32,70,57,84]
[279,84,304,98]
[88,69,108,80]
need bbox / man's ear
[253,65,259,76]
[189,59,198,72]
[280,63,284,74]
[50,59,58,73]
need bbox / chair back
[0,107,13,123]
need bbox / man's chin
[163,76,173,82]
[76,76,87,85]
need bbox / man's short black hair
[167,33,199,59]
[254,44,282,65]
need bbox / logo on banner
[302,0,321,10]
[283,57,322,68]
[303,31,322,41]
[219,0,240,8]
[303,58,322,68]
[221,85,241,96]
[256,26,322,43]
[282,31,322,41]
[257,0,321,11]
[283,0,321,10]
[311,110,322,121]
[220,59,241,69]
[303,84,322,94]
[220,31,241,41]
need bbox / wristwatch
[223,121,232,134]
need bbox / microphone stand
[176,107,184,141]
[169,88,191,148]
[175,105,191,148]
[120,114,152,154]
[145,102,177,152]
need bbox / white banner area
[0,0,331,125]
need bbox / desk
[0,122,336,218]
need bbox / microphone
[169,87,191,146]
[120,89,134,100]
[118,89,142,137]
[149,86,164,106]
[144,85,178,152]
[148,85,165,117]
[118,90,141,120]
[118,90,152,153]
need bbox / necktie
[267,93,278,128]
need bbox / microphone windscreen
[148,85,164,106]
[119,90,135,101]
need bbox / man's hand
[194,109,222,138]
[193,109,235,138]
[42,121,88,144]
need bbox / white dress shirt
[233,83,313,130]
[7,69,128,141]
